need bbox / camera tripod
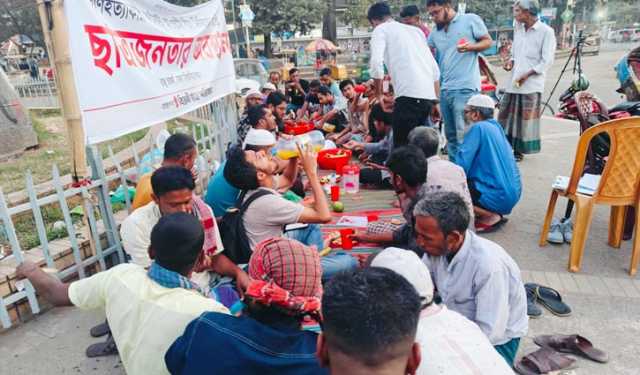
[543,30,588,111]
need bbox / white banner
[65,0,236,144]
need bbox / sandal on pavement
[514,347,576,375]
[534,334,609,363]
[89,321,111,338]
[525,283,542,318]
[476,216,508,234]
[535,285,572,317]
[86,335,118,358]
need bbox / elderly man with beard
[414,191,527,366]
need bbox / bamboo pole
[36,0,87,180]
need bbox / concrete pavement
[2,48,640,374]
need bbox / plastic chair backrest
[567,116,640,205]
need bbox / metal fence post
[0,188,40,329]
[88,146,125,264]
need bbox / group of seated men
[247,67,522,233]
[16,69,530,375]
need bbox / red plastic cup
[340,228,354,250]
[367,214,379,222]
[335,159,348,175]
[331,185,340,201]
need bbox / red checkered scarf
[248,238,322,316]
[191,195,219,257]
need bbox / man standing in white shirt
[414,191,528,366]
[367,2,440,148]
[498,0,556,161]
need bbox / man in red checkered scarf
[166,237,327,374]
[246,237,323,321]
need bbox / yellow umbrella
[305,39,337,52]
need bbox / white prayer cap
[243,129,276,149]
[370,247,434,303]
[466,94,496,109]
[243,89,263,99]
[261,82,277,92]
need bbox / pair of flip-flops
[476,216,508,233]
[86,321,118,358]
[525,283,572,318]
[515,335,608,374]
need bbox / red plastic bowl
[317,148,352,171]
[481,83,496,92]
[284,121,315,135]
[354,84,367,93]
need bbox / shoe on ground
[561,218,573,244]
[525,283,542,318]
[547,218,564,244]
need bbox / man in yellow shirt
[132,133,198,210]
[16,212,228,375]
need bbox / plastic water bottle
[342,164,360,194]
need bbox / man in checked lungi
[498,0,556,161]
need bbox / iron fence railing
[0,94,238,329]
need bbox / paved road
[2,45,640,375]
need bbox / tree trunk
[263,32,273,58]
[322,0,337,43]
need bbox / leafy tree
[238,0,325,57]
[339,0,423,30]
[0,0,43,46]
[465,0,513,28]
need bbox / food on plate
[325,150,349,158]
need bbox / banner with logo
[65,0,235,144]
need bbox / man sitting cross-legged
[224,143,357,281]
[166,238,328,375]
[16,213,229,375]
[317,267,422,375]
[352,146,428,255]
[369,247,514,374]
[414,191,528,366]
[408,126,475,229]
[343,103,393,189]
[132,133,199,210]
[121,166,249,304]
[205,129,295,218]
[315,85,349,134]
[327,79,369,145]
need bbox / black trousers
[392,96,434,148]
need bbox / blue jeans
[285,224,358,281]
[441,89,477,163]
[285,224,324,250]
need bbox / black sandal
[86,335,118,358]
[89,321,111,338]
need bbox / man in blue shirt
[455,94,522,231]
[166,238,328,375]
[319,67,344,99]
[427,0,492,162]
